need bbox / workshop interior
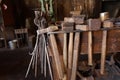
[0,0,120,80]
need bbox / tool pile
[25,11,57,80]
[26,11,120,80]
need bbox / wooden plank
[49,34,64,79]
[100,30,107,75]
[70,32,80,80]
[80,29,120,54]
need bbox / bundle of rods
[25,11,53,80]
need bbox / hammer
[64,17,74,80]
[87,19,101,66]
[70,25,82,80]
[64,17,74,69]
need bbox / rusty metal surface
[48,29,120,54]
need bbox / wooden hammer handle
[50,34,64,79]
[71,32,80,80]
[63,33,68,69]
[88,31,93,66]
[67,32,74,80]
[68,32,74,69]
[100,30,107,75]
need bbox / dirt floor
[0,47,47,80]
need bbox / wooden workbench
[48,27,120,55]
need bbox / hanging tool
[64,17,75,80]
[26,10,58,78]
[87,19,101,66]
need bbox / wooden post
[100,30,107,75]
[71,32,80,80]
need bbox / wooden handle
[68,32,74,80]
[50,34,64,79]
[100,30,107,75]
[63,33,68,69]
[71,32,80,80]
[68,32,74,69]
[88,31,93,66]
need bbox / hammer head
[64,17,75,23]
[75,25,88,31]
[72,15,85,25]
[62,22,74,31]
[103,20,114,28]
[87,19,101,30]
[62,17,75,31]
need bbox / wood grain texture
[68,32,74,69]
[100,30,107,75]
[71,32,80,80]
[88,31,93,66]
[50,34,64,79]
[68,32,74,80]
[63,33,68,69]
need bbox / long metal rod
[43,34,53,80]
[41,36,44,74]
[25,52,36,78]
[44,45,47,77]
[35,46,38,77]
[26,33,39,77]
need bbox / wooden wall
[102,1,120,17]
[2,0,102,27]
[1,0,15,26]
[55,0,101,20]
